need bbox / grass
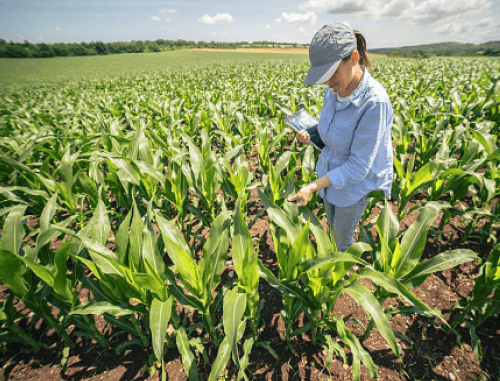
[0,49,389,90]
[0,50,309,90]
[189,47,388,58]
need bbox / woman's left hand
[287,185,313,207]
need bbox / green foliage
[452,243,500,361]
[0,57,498,380]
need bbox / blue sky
[1,0,499,49]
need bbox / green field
[1,55,499,381]
[0,50,310,90]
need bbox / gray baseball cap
[304,23,357,85]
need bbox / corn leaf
[150,295,174,362]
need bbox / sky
[1,0,500,49]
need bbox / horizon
[1,0,500,50]
[1,37,499,51]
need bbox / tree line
[0,39,307,58]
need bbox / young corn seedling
[155,208,234,380]
[0,294,42,351]
[183,131,224,224]
[261,150,300,208]
[258,188,402,381]
[392,154,440,220]
[56,197,178,359]
[220,148,259,212]
[254,121,287,174]
[358,198,476,338]
[162,156,192,241]
[0,204,76,350]
[222,191,270,380]
[208,291,247,381]
[451,243,500,361]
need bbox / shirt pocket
[329,121,355,157]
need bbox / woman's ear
[352,51,359,61]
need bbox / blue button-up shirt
[315,66,393,207]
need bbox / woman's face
[323,55,362,97]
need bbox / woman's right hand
[297,130,310,145]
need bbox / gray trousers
[323,194,369,252]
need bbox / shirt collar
[334,65,369,109]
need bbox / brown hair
[343,30,374,76]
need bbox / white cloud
[295,0,497,41]
[297,0,493,23]
[160,8,177,14]
[298,0,377,17]
[433,17,500,42]
[198,13,234,24]
[55,27,62,31]
[276,10,317,24]
[165,18,171,22]
[379,0,410,18]
[433,23,461,35]
[401,0,492,25]
[151,16,160,21]
[265,24,272,29]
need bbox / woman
[288,23,393,252]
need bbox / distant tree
[53,43,70,57]
[147,42,161,52]
[95,41,109,55]
[1,44,26,58]
[68,43,88,56]
[132,40,145,53]
[81,42,97,55]
[484,48,500,56]
[37,43,54,58]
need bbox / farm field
[0,50,309,90]
[0,55,499,381]
[188,48,387,59]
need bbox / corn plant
[452,243,500,361]
[183,131,224,223]
[392,154,440,220]
[261,150,300,208]
[208,291,247,381]
[298,145,323,210]
[219,148,259,212]
[0,293,42,351]
[161,156,192,240]
[224,191,267,379]
[359,199,476,335]
[56,197,179,365]
[258,189,404,381]
[0,205,76,349]
[427,135,500,243]
[254,121,287,174]
[155,209,238,379]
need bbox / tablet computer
[284,109,325,150]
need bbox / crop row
[0,58,499,380]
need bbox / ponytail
[353,30,373,76]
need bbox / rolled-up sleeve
[326,101,388,189]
